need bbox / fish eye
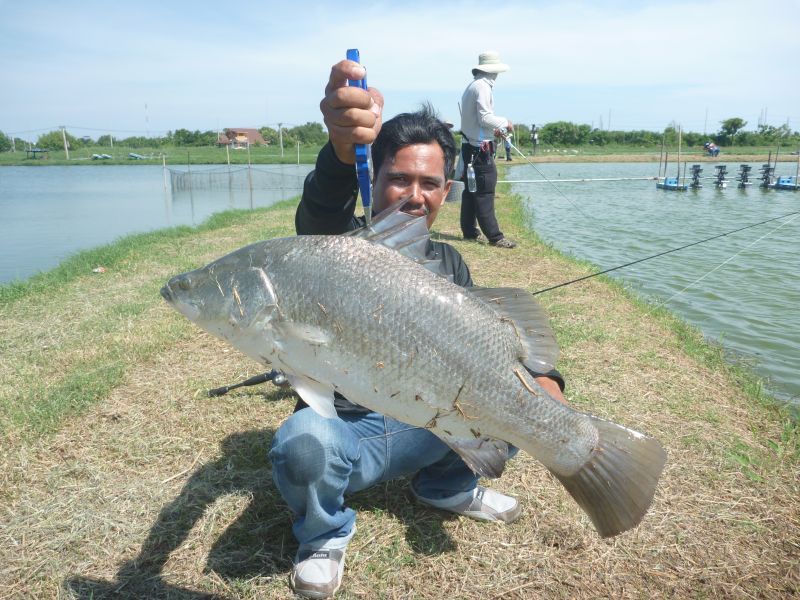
[178,277,191,290]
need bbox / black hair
[372,104,456,181]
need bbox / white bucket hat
[473,51,510,74]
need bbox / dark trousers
[460,143,504,242]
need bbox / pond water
[0,164,311,283]
[1,162,797,407]
[510,161,799,406]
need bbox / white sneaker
[411,485,522,523]
[290,526,355,599]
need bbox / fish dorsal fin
[350,199,451,280]
[467,287,560,373]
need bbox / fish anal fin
[467,286,560,373]
[551,415,667,537]
[437,433,510,479]
[285,374,337,420]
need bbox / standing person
[531,124,539,156]
[275,59,567,598]
[503,131,513,161]
[459,51,516,249]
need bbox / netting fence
[168,165,309,193]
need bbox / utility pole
[278,123,284,158]
[60,126,70,160]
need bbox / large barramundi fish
[161,204,666,537]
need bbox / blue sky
[2,0,798,140]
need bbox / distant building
[217,128,267,149]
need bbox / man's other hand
[321,60,384,165]
[535,376,567,405]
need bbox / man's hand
[535,376,567,405]
[321,60,384,165]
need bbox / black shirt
[293,142,562,413]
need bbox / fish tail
[551,415,667,538]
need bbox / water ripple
[516,162,799,405]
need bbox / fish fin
[349,200,452,280]
[550,415,667,538]
[348,197,418,238]
[276,322,331,346]
[285,374,338,420]
[436,433,509,479]
[467,287,560,373]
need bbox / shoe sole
[411,490,523,524]
[290,572,342,599]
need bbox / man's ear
[440,180,453,205]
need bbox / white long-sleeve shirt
[460,74,508,146]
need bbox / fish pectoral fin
[437,433,510,479]
[550,415,667,538]
[285,374,337,419]
[467,286,560,373]
[277,322,331,346]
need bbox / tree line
[1,118,798,152]
[0,122,329,151]
[532,118,799,147]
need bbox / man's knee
[269,409,357,485]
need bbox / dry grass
[1,190,798,599]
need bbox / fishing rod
[207,369,287,397]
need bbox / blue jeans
[269,408,482,546]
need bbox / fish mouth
[160,284,173,302]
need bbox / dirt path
[1,195,797,599]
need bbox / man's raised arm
[295,60,384,235]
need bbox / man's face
[372,143,452,230]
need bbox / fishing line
[529,210,800,296]
[504,137,596,221]
[658,211,800,305]
[502,135,799,299]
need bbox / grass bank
[4,143,799,165]
[0,187,797,598]
[0,144,325,167]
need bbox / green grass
[0,144,326,166]
[0,198,299,440]
[4,143,798,166]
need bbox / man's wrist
[330,140,355,165]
